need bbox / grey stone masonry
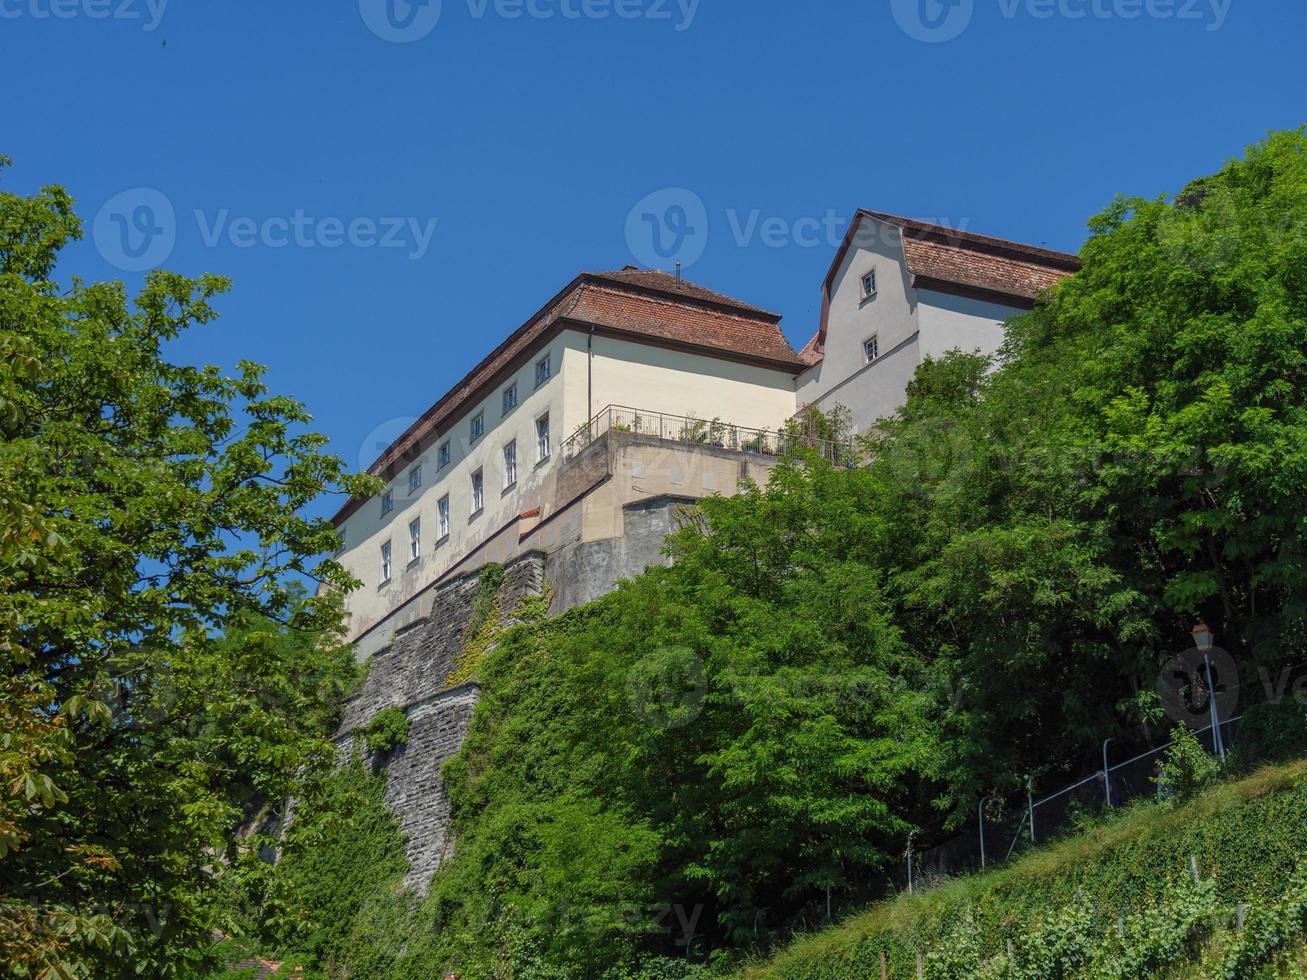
[334,552,545,892]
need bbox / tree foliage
[0,158,375,976]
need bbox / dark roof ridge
[583,268,782,320]
[856,209,1081,269]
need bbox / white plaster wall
[337,328,798,641]
[586,333,798,433]
[796,214,921,430]
[799,333,924,430]
[336,336,567,639]
[916,288,1024,362]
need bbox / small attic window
[861,269,877,299]
[863,335,880,364]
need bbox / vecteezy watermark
[93,188,440,272]
[93,188,177,273]
[0,0,168,30]
[194,210,438,260]
[892,0,1232,43]
[1156,643,1239,728]
[359,0,699,42]
[626,646,706,730]
[891,0,975,42]
[625,188,710,270]
[358,0,444,42]
[625,190,970,272]
[357,416,422,476]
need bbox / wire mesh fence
[904,684,1299,896]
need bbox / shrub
[362,706,410,755]
[1155,724,1221,801]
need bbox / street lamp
[1192,621,1226,762]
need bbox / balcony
[560,405,856,467]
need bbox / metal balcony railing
[560,405,857,466]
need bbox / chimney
[675,259,682,280]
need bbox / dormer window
[861,269,877,299]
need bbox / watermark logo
[359,0,444,42]
[360,0,698,41]
[891,0,974,42]
[0,0,169,30]
[193,210,438,259]
[623,196,973,269]
[93,188,176,272]
[625,188,708,271]
[626,646,705,730]
[890,0,1232,42]
[92,191,440,272]
[357,416,422,475]
[1156,644,1239,727]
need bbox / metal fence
[904,669,1304,895]
[560,404,857,467]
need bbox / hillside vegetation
[740,758,1307,979]
[207,129,1307,978]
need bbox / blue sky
[3,0,1302,521]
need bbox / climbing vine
[442,564,505,690]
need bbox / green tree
[0,158,376,976]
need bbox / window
[863,335,880,364]
[409,464,422,495]
[861,269,877,299]
[536,414,551,463]
[334,528,346,556]
[380,541,392,583]
[502,383,518,414]
[470,469,484,513]
[470,412,484,442]
[380,488,393,516]
[437,441,451,469]
[438,495,450,540]
[503,440,517,488]
[534,354,551,387]
[408,518,421,563]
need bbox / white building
[795,210,1080,426]
[333,218,1078,652]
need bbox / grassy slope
[740,759,1307,978]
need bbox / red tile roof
[332,270,800,524]
[805,210,1080,363]
[900,233,1074,300]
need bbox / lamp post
[1102,738,1113,808]
[1192,621,1226,763]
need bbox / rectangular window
[380,489,393,516]
[534,354,551,387]
[438,495,450,540]
[861,269,877,299]
[471,469,484,513]
[503,440,517,488]
[409,464,422,495]
[470,413,485,442]
[863,335,880,364]
[437,441,451,469]
[408,517,421,562]
[536,414,551,463]
[380,541,392,583]
[502,383,518,414]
